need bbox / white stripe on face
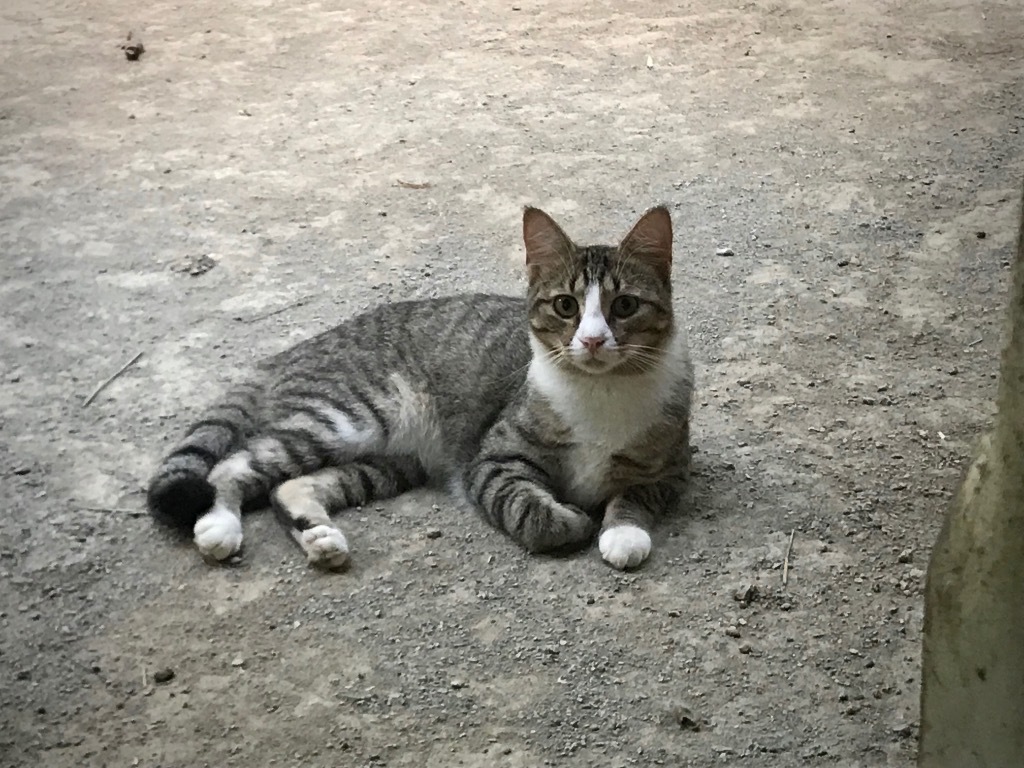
[573,283,613,350]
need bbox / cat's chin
[564,354,622,376]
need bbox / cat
[147,205,695,571]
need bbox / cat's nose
[580,336,605,353]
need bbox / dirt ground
[2,0,1023,766]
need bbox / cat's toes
[300,525,350,570]
[194,506,243,562]
[599,524,651,570]
[555,504,597,544]
[519,502,595,553]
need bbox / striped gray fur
[148,206,694,570]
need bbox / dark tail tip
[148,470,216,533]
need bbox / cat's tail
[147,389,260,532]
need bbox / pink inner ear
[524,207,574,267]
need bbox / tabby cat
[148,206,694,571]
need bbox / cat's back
[268,293,530,386]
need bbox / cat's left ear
[619,206,673,279]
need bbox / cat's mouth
[565,347,623,375]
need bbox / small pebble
[425,529,442,540]
[897,549,914,564]
[891,723,914,739]
[670,705,702,731]
[153,667,175,684]
[725,625,741,638]
[231,657,245,668]
[732,584,759,604]
[715,247,735,257]
[738,643,753,655]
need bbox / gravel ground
[2,1,1023,766]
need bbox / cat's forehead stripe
[581,246,609,286]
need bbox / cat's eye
[552,295,579,318]
[611,295,640,318]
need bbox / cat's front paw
[518,501,595,553]
[194,506,243,562]
[599,524,651,570]
[300,524,350,570]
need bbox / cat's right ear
[523,207,574,270]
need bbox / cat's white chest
[562,413,643,508]
[528,351,675,509]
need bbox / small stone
[976,230,987,239]
[231,657,245,668]
[897,549,914,564]
[450,679,467,690]
[153,668,175,684]
[121,32,145,61]
[13,467,31,475]
[715,247,735,257]
[738,643,753,655]
[425,529,442,540]
[725,626,741,638]
[732,584,759,605]
[669,705,701,731]
[891,722,914,739]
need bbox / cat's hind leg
[193,402,398,563]
[192,440,280,562]
[193,426,341,562]
[271,456,426,569]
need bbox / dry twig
[240,298,307,323]
[80,506,143,516]
[782,529,796,586]
[83,352,143,407]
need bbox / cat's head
[524,205,675,376]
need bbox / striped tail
[147,391,259,532]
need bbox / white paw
[301,525,350,570]
[194,506,243,561]
[599,525,652,570]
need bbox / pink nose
[581,336,605,353]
